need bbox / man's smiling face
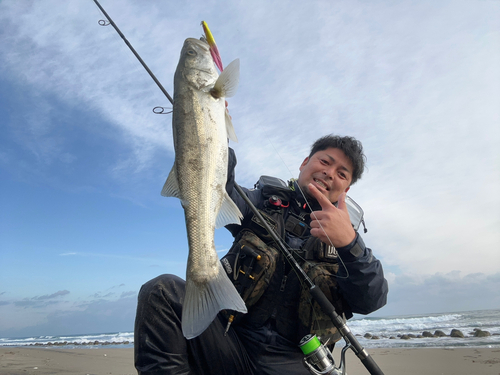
[297,147,353,203]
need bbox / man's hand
[308,183,356,248]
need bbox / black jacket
[225,149,388,342]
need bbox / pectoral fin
[161,165,188,207]
[161,165,180,198]
[215,192,243,228]
[225,111,238,143]
[211,59,240,98]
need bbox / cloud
[106,283,126,290]
[120,291,137,298]
[5,297,137,336]
[34,290,70,300]
[0,1,172,176]
[0,0,498,338]
[7,290,71,310]
[372,271,500,317]
[0,291,137,337]
[14,300,62,309]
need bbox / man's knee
[137,274,185,308]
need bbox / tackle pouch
[221,230,280,307]
[254,175,292,202]
[297,239,347,342]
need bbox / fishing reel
[299,334,350,375]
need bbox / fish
[161,37,247,339]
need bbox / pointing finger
[308,183,335,211]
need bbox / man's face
[298,147,353,203]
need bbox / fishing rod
[91,3,383,373]
[92,0,174,106]
[234,183,385,375]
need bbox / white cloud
[0,0,499,335]
[374,271,500,317]
[0,294,137,336]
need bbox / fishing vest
[220,176,349,343]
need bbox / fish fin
[161,165,181,199]
[213,59,240,98]
[182,262,247,339]
[215,192,243,229]
[225,110,238,143]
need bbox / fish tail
[182,262,247,339]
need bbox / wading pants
[134,274,310,375]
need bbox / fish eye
[186,49,196,56]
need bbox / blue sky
[1,0,499,338]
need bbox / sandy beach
[1,347,499,375]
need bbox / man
[134,135,388,375]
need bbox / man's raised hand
[308,183,356,248]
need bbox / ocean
[345,308,500,349]
[0,331,134,349]
[1,309,499,349]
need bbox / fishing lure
[202,21,224,71]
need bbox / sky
[0,0,499,338]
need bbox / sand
[0,347,135,375]
[342,347,500,375]
[1,347,499,375]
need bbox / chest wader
[220,176,347,343]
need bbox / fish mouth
[313,178,329,191]
[184,38,210,50]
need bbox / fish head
[176,38,218,90]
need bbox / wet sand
[1,346,499,374]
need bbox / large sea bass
[161,38,247,339]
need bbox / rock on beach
[361,327,492,340]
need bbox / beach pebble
[434,330,447,337]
